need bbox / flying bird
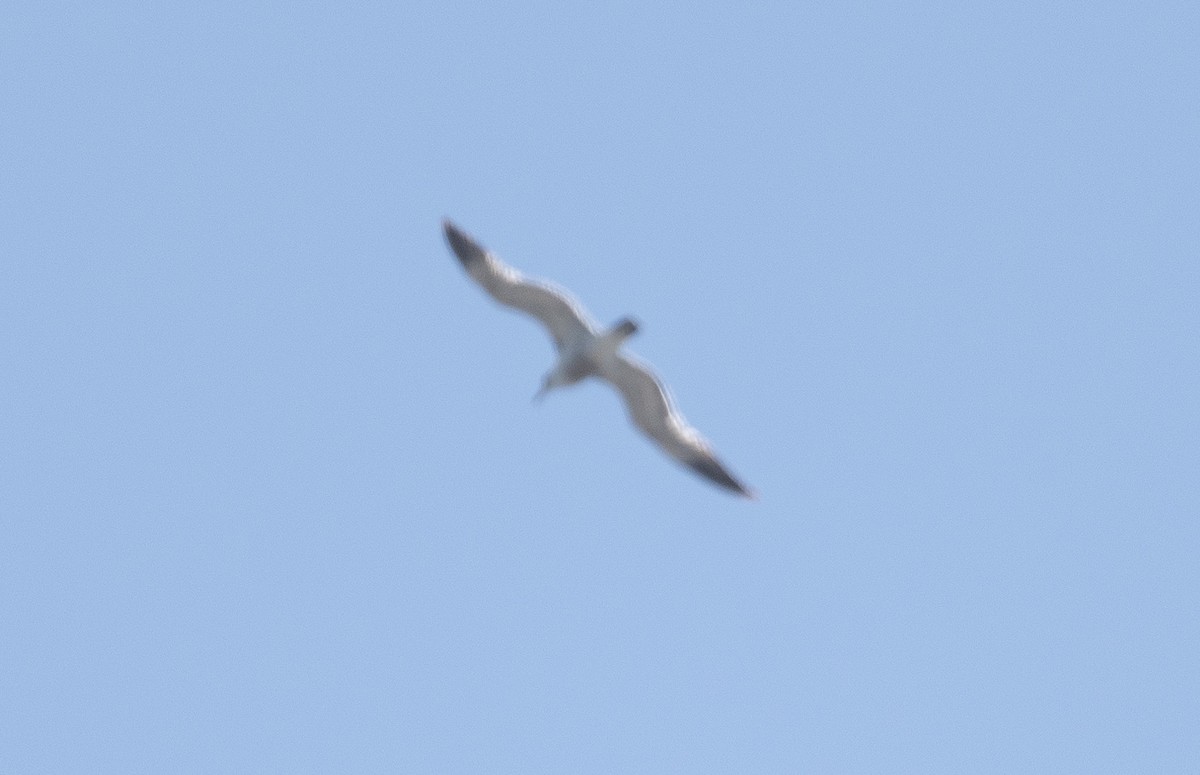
[443,219,754,498]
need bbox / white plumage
[444,219,754,498]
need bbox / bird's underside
[443,219,754,499]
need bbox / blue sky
[3,2,1197,771]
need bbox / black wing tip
[686,456,756,499]
[442,218,485,269]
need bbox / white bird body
[444,219,754,498]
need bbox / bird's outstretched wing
[443,220,597,352]
[595,353,754,498]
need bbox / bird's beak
[532,384,548,403]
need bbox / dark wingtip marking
[442,219,486,269]
[615,317,639,337]
[686,456,755,498]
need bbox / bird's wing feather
[444,220,597,351]
[596,353,753,497]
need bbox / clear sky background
[3,2,1197,772]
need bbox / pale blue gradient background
[3,2,1198,772]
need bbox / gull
[443,219,754,498]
